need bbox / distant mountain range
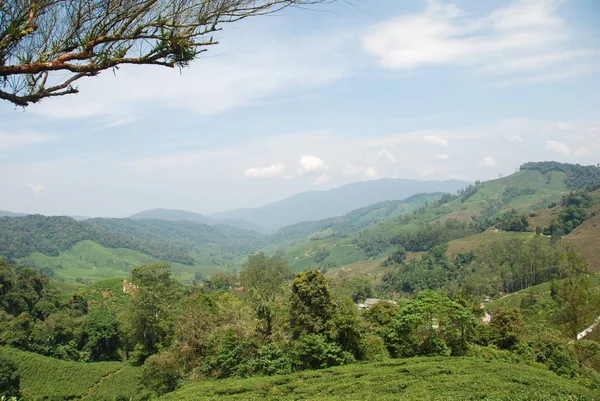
[130,208,270,233]
[0,211,26,217]
[211,178,470,232]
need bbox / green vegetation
[160,357,599,401]
[2,162,600,400]
[521,161,600,190]
[87,218,268,266]
[18,240,224,284]
[1,347,138,400]
[0,215,194,265]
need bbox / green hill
[18,240,226,284]
[1,346,140,401]
[275,164,596,276]
[0,215,195,265]
[213,178,470,232]
[160,357,599,401]
[87,218,268,266]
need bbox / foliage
[495,209,531,232]
[121,264,179,362]
[141,351,182,396]
[239,252,291,338]
[391,291,478,357]
[88,218,267,266]
[289,270,334,339]
[0,351,20,397]
[551,250,597,338]
[0,0,331,106]
[159,357,600,401]
[521,162,600,190]
[1,346,138,400]
[489,308,524,349]
[0,215,194,265]
[291,334,354,370]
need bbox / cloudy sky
[1,0,599,217]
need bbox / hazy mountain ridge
[130,208,270,233]
[212,178,471,232]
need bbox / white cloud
[27,183,45,197]
[507,134,523,142]
[362,0,599,84]
[557,120,571,130]
[298,155,329,174]
[424,135,449,147]
[363,166,378,180]
[436,154,450,160]
[483,156,497,167]
[243,164,285,178]
[377,147,398,163]
[314,174,332,186]
[546,140,571,156]
[0,132,53,149]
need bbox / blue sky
[1,0,599,217]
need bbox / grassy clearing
[1,346,139,400]
[19,240,226,284]
[565,213,600,272]
[160,357,598,401]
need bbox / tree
[551,250,596,339]
[289,270,334,339]
[392,291,477,357]
[0,351,20,397]
[0,0,335,106]
[121,264,178,362]
[239,252,292,338]
[489,307,524,349]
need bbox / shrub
[249,343,294,376]
[359,335,389,361]
[141,351,182,395]
[292,334,354,370]
[0,352,20,397]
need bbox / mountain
[130,208,216,225]
[275,163,599,272]
[130,208,269,233]
[87,218,268,265]
[0,210,26,217]
[0,214,195,265]
[213,178,470,232]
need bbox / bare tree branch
[0,0,336,106]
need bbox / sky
[1,0,599,217]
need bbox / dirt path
[80,365,125,399]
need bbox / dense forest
[0,215,195,265]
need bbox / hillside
[1,346,139,400]
[160,357,598,401]
[275,168,572,274]
[18,240,225,283]
[0,215,195,265]
[131,208,269,233]
[272,192,445,242]
[565,212,600,272]
[87,218,268,266]
[213,178,470,232]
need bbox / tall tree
[0,0,335,106]
[121,264,178,362]
[551,249,596,339]
[289,269,334,339]
[239,252,291,338]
